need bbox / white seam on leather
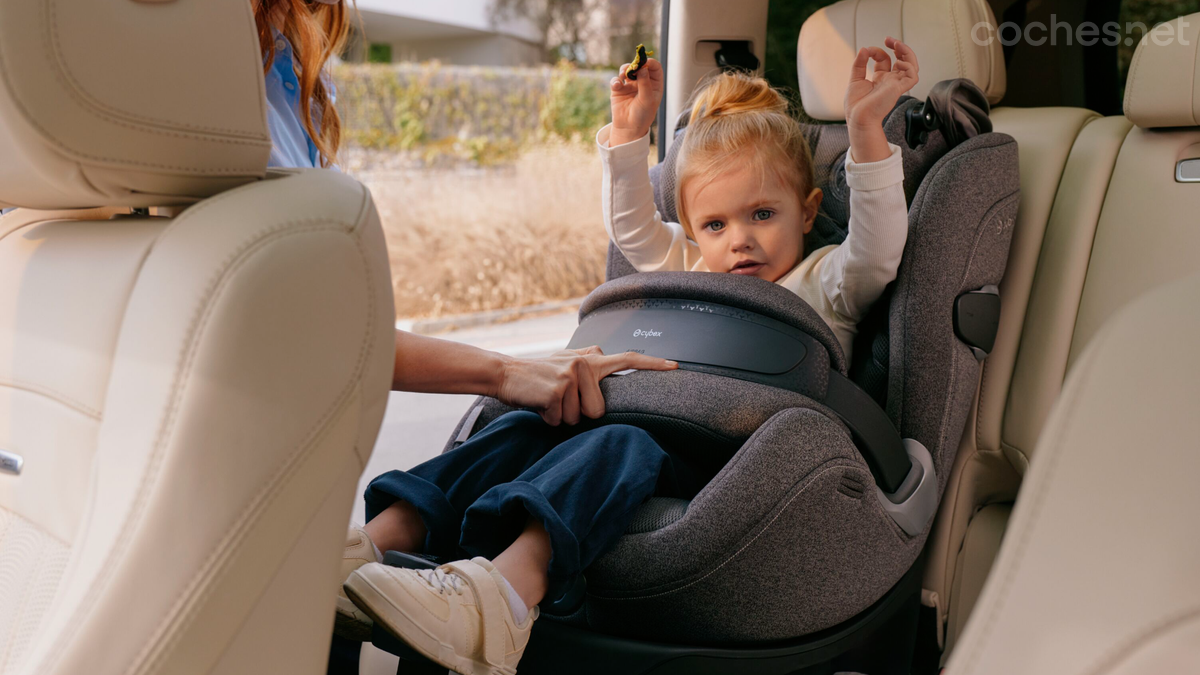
[1190,23,1199,126]
[139,390,367,675]
[0,379,102,418]
[29,218,373,675]
[0,26,267,176]
[955,323,1115,673]
[1087,607,1200,675]
[132,216,377,674]
[990,112,1097,453]
[1124,34,1145,118]
[998,439,1028,469]
[950,0,965,78]
[43,0,270,140]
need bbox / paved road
[350,310,579,524]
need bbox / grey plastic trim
[453,405,485,447]
[0,449,23,476]
[1176,158,1200,183]
[875,439,937,536]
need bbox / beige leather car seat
[934,12,1200,657]
[794,0,1097,651]
[795,0,1200,660]
[0,1,394,673]
[944,269,1200,674]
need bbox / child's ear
[801,188,824,234]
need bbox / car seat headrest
[797,0,1006,121]
[0,0,272,210]
[1123,13,1200,129]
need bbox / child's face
[684,159,822,283]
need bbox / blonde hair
[674,72,815,238]
[255,0,352,168]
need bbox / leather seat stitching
[43,0,269,139]
[135,210,376,672]
[1088,606,1200,675]
[0,30,267,176]
[1123,34,1146,118]
[0,379,101,418]
[955,323,1116,672]
[950,0,965,78]
[30,216,373,674]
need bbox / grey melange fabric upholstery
[446,99,1019,643]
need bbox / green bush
[333,61,611,164]
[540,60,612,141]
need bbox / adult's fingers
[572,345,604,356]
[578,358,606,419]
[594,351,678,379]
[541,395,562,427]
[560,377,581,425]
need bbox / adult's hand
[496,347,677,426]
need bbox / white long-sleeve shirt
[597,124,909,362]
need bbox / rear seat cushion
[944,502,1010,658]
[1001,116,1132,470]
[923,106,1099,648]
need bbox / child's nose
[728,223,755,250]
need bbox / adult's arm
[391,330,677,426]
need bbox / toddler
[604,38,918,361]
[338,38,919,675]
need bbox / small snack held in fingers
[625,43,653,80]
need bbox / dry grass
[354,141,636,319]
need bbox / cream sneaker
[334,524,381,641]
[344,557,538,675]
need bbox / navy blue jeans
[364,411,708,597]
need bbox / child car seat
[367,79,1018,674]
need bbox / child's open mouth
[730,260,766,275]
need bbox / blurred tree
[607,0,661,67]
[763,0,838,119]
[492,0,659,66]
[492,0,607,63]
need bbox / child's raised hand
[845,37,919,132]
[609,58,663,147]
[844,37,918,163]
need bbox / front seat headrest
[1123,13,1200,129]
[0,0,272,210]
[797,0,1006,121]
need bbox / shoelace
[414,567,465,595]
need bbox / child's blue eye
[753,209,774,221]
[705,221,725,232]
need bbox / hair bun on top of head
[689,71,788,123]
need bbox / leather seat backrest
[938,11,1200,657]
[0,1,394,673]
[945,269,1200,675]
[791,0,1136,655]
